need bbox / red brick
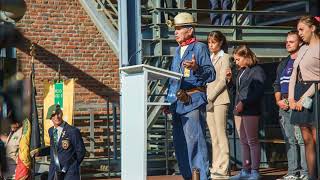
[17,0,120,117]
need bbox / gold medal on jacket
[62,139,70,150]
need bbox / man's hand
[183,54,198,71]
[277,99,289,110]
[162,106,171,115]
[235,101,244,113]
[0,135,7,142]
[30,148,40,158]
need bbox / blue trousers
[210,0,232,25]
[279,109,308,176]
[172,105,209,180]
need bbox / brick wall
[16,0,120,114]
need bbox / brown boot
[192,168,200,180]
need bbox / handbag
[296,65,313,109]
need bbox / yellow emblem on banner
[184,68,190,77]
[62,139,70,150]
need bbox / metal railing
[79,0,119,56]
[94,0,118,30]
[75,101,121,178]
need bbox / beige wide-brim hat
[167,12,197,28]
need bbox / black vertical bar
[0,56,3,89]
[315,83,319,177]
[0,56,4,171]
[112,103,118,160]
[32,157,36,179]
[233,118,237,168]
[107,98,111,178]
[112,103,118,159]
[248,0,255,25]
[165,112,169,175]
[0,57,3,119]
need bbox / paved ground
[94,168,287,180]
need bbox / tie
[53,128,58,146]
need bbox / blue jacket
[234,65,266,116]
[168,41,216,114]
[47,122,86,180]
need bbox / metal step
[79,0,119,56]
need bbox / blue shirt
[167,41,215,114]
[280,58,294,94]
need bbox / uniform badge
[61,131,66,139]
[62,139,70,150]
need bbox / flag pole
[30,43,36,179]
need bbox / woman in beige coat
[206,31,231,179]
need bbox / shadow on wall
[13,31,120,103]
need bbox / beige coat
[207,53,231,111]
[3,126,22,179]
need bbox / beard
[287,48,299,54]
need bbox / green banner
[54,82,63,108]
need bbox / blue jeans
[172,105,209,180]
[279,109,308,176]
[209,0,232,25]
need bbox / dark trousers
[210,0,232,25]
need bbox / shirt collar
[54,121,65,131]
[210,50,224,60]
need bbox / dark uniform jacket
[44,122,85,180]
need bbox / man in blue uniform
[33,105,85,180]
[166,12,216,180]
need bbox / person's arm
[30,146,50,157]
[70,128,86,165]
[38,147,50,156]
[273,60,284,94]
[288,64,298,109]
[208,55,231,102]
[192,44,216,85]
[275,92,289,110]
[273,60,289,110]
[33,128,52,157]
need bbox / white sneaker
[211,172,229,179]
[248,170,260,180]
[230,169,250,180]
[277,174,300,180]
[298,175,309,180]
